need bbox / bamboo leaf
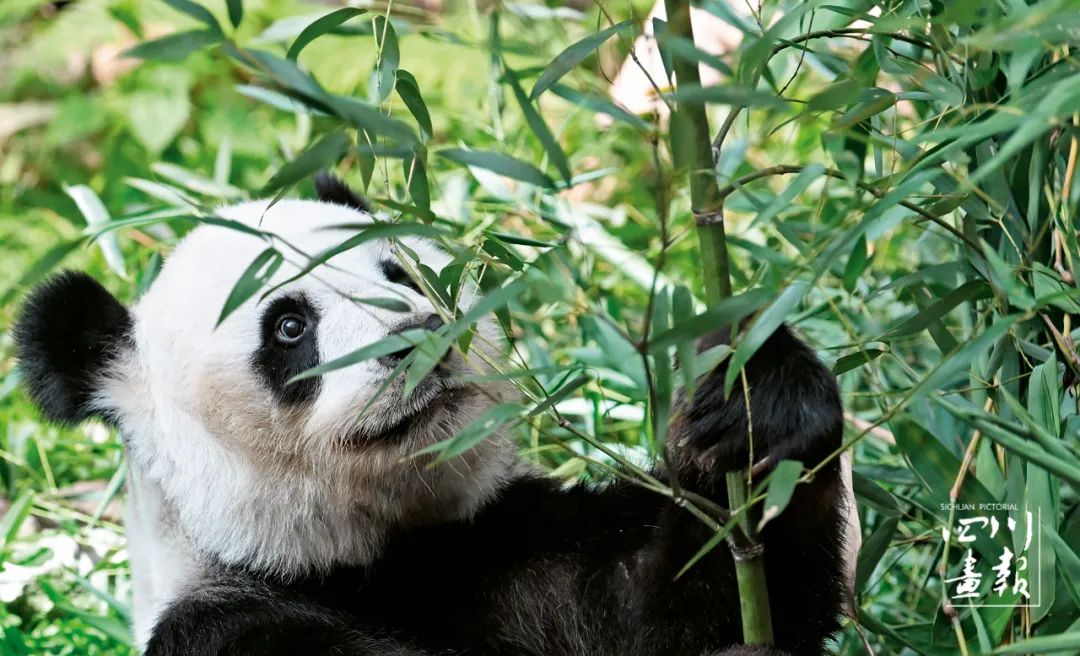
[882,281,991,339]
[993,632,1080,654]
[528,373,591,417]
[226,0,243,28]
[286,7,365,61]
[438,148,556,189]
[414,403,523,462]
[352,297,411,312]
[505,67,572,185]
[855,516,899,592]
[330,95,420,143]
[261,129,351,194]
[123,29,221,61]
[289,329,431,382]
[748,164,824,229]
[756,460,803,531]
[163,0,222,34]
[550,84,650,130]
[0,239,85,307]
[832,348,885,375]
[843,234,872,293]
[0,491,33,565]
[530,20,633,99]
[396,70,432,139]
[227,46,329,105]
[648,288,770,352]
[655,31,733,77]
[373,16,400,102]
[216,247,282,327]
[724,281,809,395]
[64,185,126,278]
[261,222,449,300]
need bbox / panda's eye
[380,260,422,294]
[274,313,307,345]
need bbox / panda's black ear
[13,271,133,425]
[314,172,372,214]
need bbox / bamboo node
[693,209,724,227]
[729,540,765,562]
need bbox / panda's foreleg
[665,324,844,522]
[656,324,847,655]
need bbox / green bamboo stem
[660,0,773,645]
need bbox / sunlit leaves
[505,67,571,185]
[64,185,125,278]
[216,247,282,327]
[163,0,222,34]
[438,148,556,189]
[286,7,364,61]
[123,29,221,61]
[530,20,633,99]
[261,129,351,194]
[414,403,524,463]
[396,70,433,140]
[226,0,243,29]
[372,16,400,103]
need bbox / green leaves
[216,247,283,327]
[724,281,809,394]
[414,403,523,463]
[438,148,556,189]
[262,129,351,194]
[756,460,803,531]
[881,281,991,339]
[226,0,243,29]
[287,8,365,61]
[396,70,432,140]
[163,0,222,34]
[505,67,571,185]
[123,29,221,61]
[530,20,633,99]
[373,16,400,103]
[330,96,419,145]
[65,185,125,278]
[262,223,449,299]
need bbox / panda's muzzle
[377,313,445,369]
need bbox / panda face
[129,199,479,457]
[19,192,518,581]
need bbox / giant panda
[14,174,847,656]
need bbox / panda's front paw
[669,325,842,477]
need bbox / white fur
[93,199,519,647]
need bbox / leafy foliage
[0,0,1078,653]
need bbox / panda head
[14,175,518,575]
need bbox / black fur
[13,270,132,424]
[147,325,845,656]
[379,259,423,296]
[315,172,373,214]
[252,294,322,405]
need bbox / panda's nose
[378,314,445,368]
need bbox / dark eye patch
[380,260,422,295]
[252,294,321,406]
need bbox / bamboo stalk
[660,0,773,645]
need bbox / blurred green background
[1,0,1079,654]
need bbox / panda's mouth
[343,377,469,446]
